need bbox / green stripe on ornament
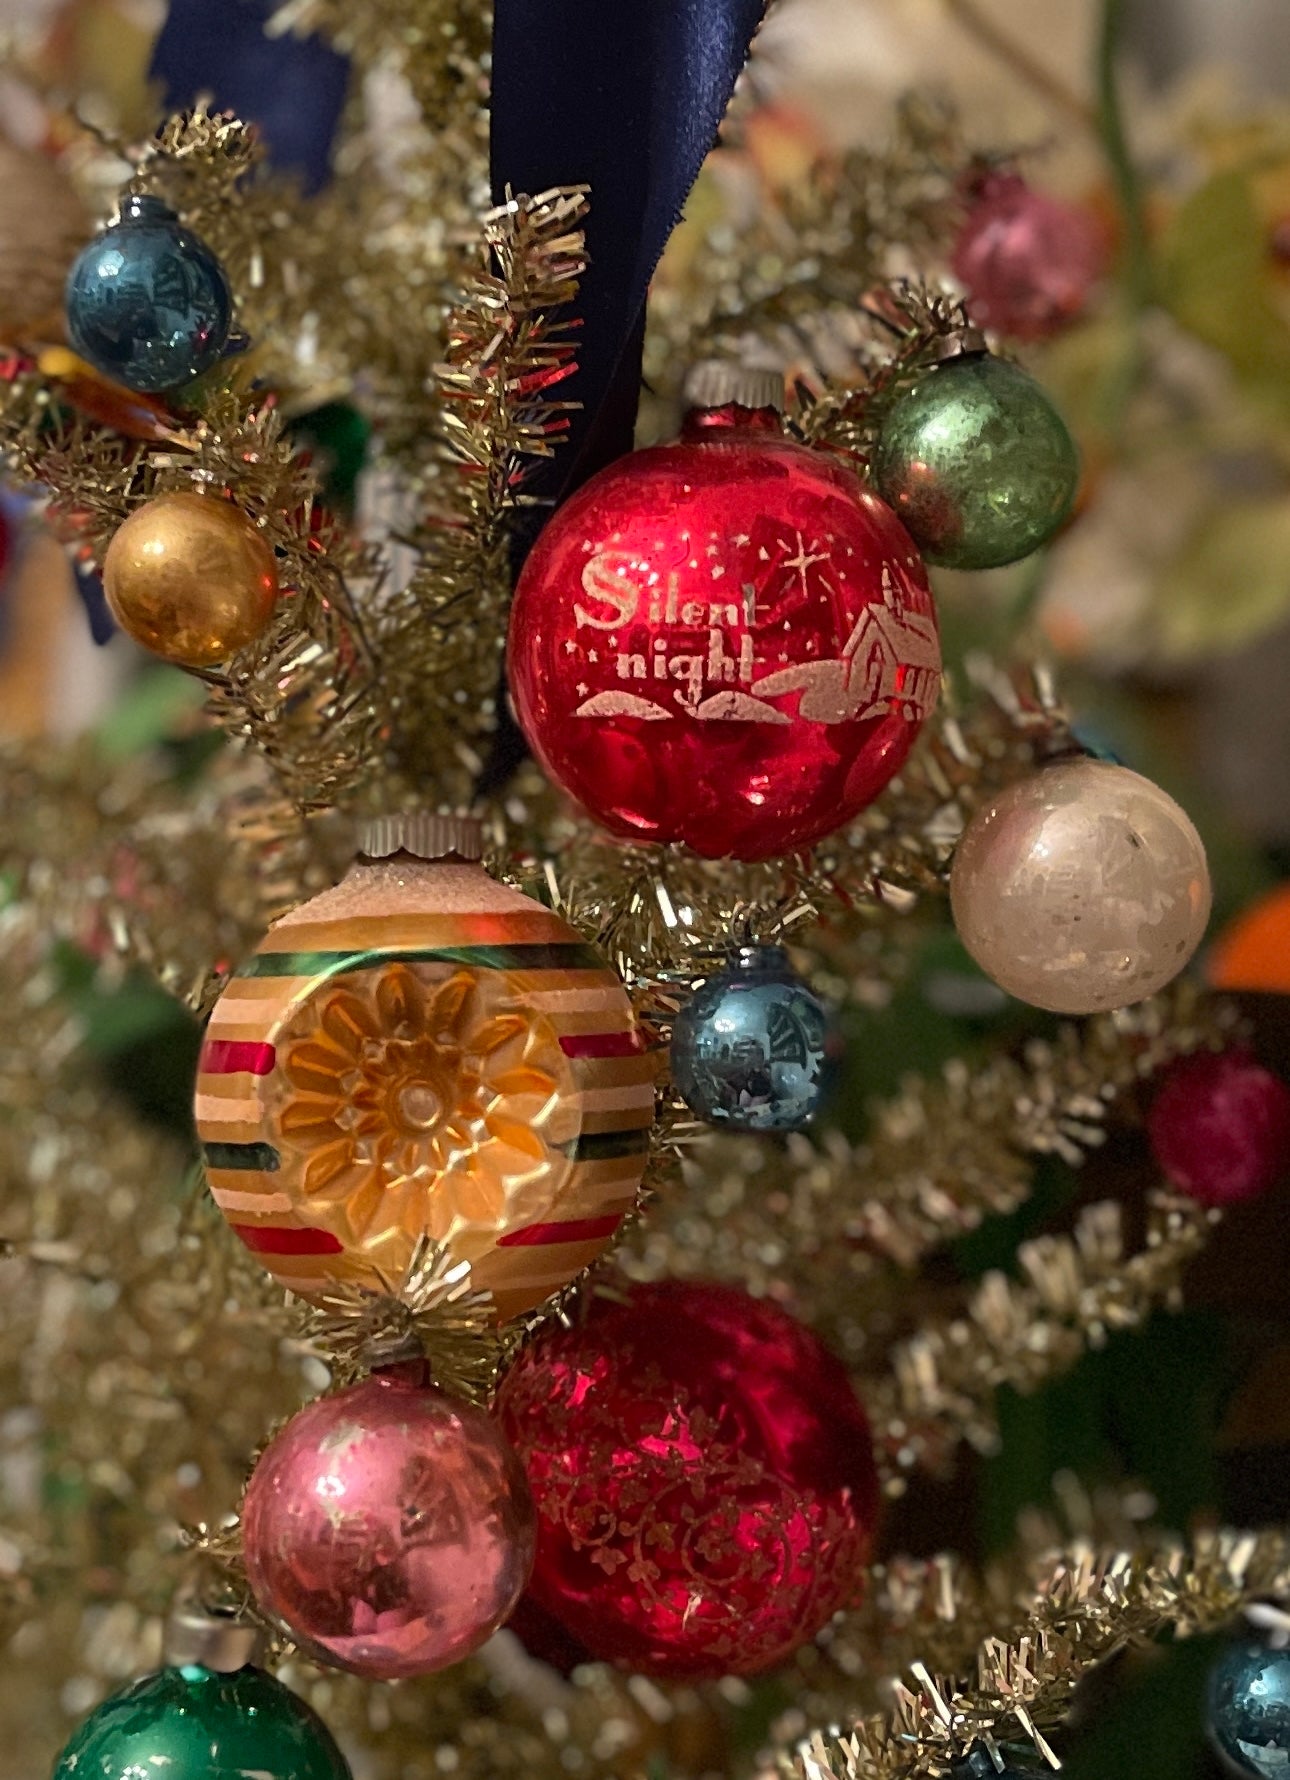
[559,1128,652,1162]
[235,942,607,980]
[203,1140,282,1172]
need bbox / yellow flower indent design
[271,962,572,1265]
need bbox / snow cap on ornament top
[508,359,941,861]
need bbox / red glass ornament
[1147,1048,1290,1208]
[494,1278,880,1678]
[952,172,1106,342]
[508,400,940,860]
[242,1370,536,1679]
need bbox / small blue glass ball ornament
[1208,1638,1290,1778]
[671,945,827,1131]
[65,193,232,395]
[951,1746,1041,1780]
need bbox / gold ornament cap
[357,813,484,863]
[684,360,784,413]
[164,1601,265,1673]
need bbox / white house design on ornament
[751,565,940,724]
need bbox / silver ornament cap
[683,360,784,414]
[357,813,484,863]
[164,1601,265,1673]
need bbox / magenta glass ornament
[951,172,1106,342]
[1147,1048,1290,1208]
[242,1370,536,1679]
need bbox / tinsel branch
[620,986,1230,1390]
[0,114,388,816]
[0,738,344,1008]
[842,983,1236,1269]
[537,660,1075,1038]
[268,0,492,133]
[644,98,964,397]
[289,1237,520,1402]
[867,1190,1218,1484]
[797,283,974,468]
[789,1529,1290,1780]
[378,185,589,796]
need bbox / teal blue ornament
[670,945,827,1131]
[951,1747,1043,1780]
[1208,1638,1290,1778]
[874,350,1079,571]
[65,194,232,395]
[51,1662,352,1780]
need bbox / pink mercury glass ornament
[242,1369,536,1679]
[951,171,1107,342]
[1147,1048,1290,1208]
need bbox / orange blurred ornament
[1208,882,1290,996]
[102,490,278,666]
[37,347,190,443]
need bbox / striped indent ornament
[196,840,655,1320]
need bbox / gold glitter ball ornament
[949,757,1212,1015]
[102,491,280,666]
[195,816,655,1320]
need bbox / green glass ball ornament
[874,350,1080,570]
[50,1662,352,1780]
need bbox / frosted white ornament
[949,758,1211,1015]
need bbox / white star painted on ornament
[733,533,751,547]
[564,639,578,654]
[783,531,830,594]
[587,649,600,663]
[712,564,726,579]
[576,683,589,697]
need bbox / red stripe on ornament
[558,1030,643,1059]
[201,1039,277,1075]
[231,1224,344,1256]
[497,1212,625,1249]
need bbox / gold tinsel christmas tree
[1,3,1289,1779]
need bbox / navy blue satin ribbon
[72,558,116,646]
[150,0,348,195]
[490,0,769,510]
[480,0,767,790]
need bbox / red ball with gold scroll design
[507,369,940,861]
[194,817,654,1321]
[494,1277,881,1678]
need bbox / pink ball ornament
[951,171,1106,342]
[242,1370,536,1679]
[1147,1048,1290,1208]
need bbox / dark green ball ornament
[50,1663,352,1780]
[874,348,1080,570]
